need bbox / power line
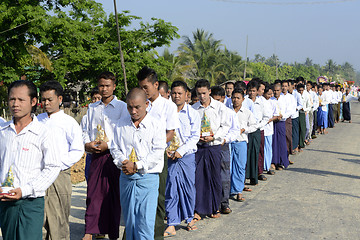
[0,18,41,35]
[212,0,356,5]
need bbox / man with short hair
[82,72,127,240]
[281,80,295,158]
[288,80,303,153]
[38,81,84,240]
[137,66,180,240]
[164,81,200,237]
[158,80,170,99]
[110,88,166,240]
[0,80,61,240]
[224,82,235,107]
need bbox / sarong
[308,111,314,138]
[317,107,328,129]
[264,135,273,171]
[343,102,351,120]
[230,141,247,195]
[299,111,306,148]
[85,153,92,182]
[305,113,310,140]
[312,110,317,136]
[220,143,231,210]
[195,144,222,215]
[84,150,120,239]
[246,129,261,184]
[334,103,340,122]
[258,130,265,175]
[328,103,334,128]
[165,153,196,225]
[291,117,299,150]
[0,197,44,240]
[285,118,293,154]
[154,152,167,240]
[43,168,72,240]
[121,173,159,240]
[272,121,289,168]
[340,103,343,120]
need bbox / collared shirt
[251,96,271,130]
[83,96,127,145]
[110,114,166,174]
[263,98,278,136]
[343,93,358,103]
[279,93,293,120]
[318,93,328,112]
[322,90,332,106]
[309,90,319,111]
[38,110,84,170]
[192,97,231,146]
[336,91,343,103]
[327,89,336,104]
[271,95,288,121]
[175,103,201,157]
[289,90,302,118]
[0,117,5,124]
[226,96,254,113]
[224,106,241,143]
[232,105,257,143]
[300,91,313,113]
[147,94,180,132]
[0,116,61,198]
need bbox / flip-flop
[186,224,198,231]
[243,187,252,192]
[164,231,176,238]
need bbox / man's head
[318,85,323,94]
[97,72,116,99]
[158,80,170,99]
[190,88,199,105]
[126,87,148,122]
[263,83,273,100]
[297,83,305,95]
[247,80,259,100]
[296,76,305,85]
[8,80,38,119]
[281,80,289,94]
[346,88,350,95]
[257,80,266,96]
[137,66,159,101]
[40,81,64,116]
[210,86,226,103]
[306,81,313,92]
[225,82,235,97]
[171,80,188,107]
[195,79,211,105]
[231,88,245,109]
[90,87,101,103]
[273,83,282,99]
[234,81,247,94]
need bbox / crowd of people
[0,67,358,240]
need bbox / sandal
[186,224,198,231]
[236,194,246,202]
[210,211,221,218]
[164,231,176,238]
[267,170,275,175]
[243,187,252,192]
[192,213,201,223]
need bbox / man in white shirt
[342,88,359,123]
[297,83,313,145]
[163,81,200,237]
[82,72,127,240]
[326,83,335,128]
[288,80,303,153]
[110,88,166,240]
[281,80,295,161]
[224,82,235,108]
[0,117,5,124]
[230,88,257,201]
[38,81,84,240]
[192,79,231,218]
[334,85,342,123]
[137,66,180,240]
[0,80,60,240]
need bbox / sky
[97,0,360,71]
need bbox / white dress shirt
[175,103,201,157]
[281,92,296,119]
[250,96,271,131]
[38,110,84,170]
[290,90,303,118]
[192,97,231,146]
[271,95,288,121]
[300,91,313,113]
[110,114,167,174]
[264,98,278,137]
[309,90,319,112]
[147,94,180,132]
[226,96,255,113]
[319,93,328,112]
[224,107,241,143]
[83,96,127,145]
[232,105,257,143]
[343,93,358,103]
[0,117,5,124]
[0,116,61,198]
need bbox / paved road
[2,102,360,239]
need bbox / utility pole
[243,35,248,81]
[113,0,128,94]
[274,43,278,79]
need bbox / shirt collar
[130,113,152,129]
[179,103,188,113]
[95,95,118,107]
[2,114,41,135]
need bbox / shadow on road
[339,158,360,165]
[306,149,360,158]
[287,168,360,180]
[313,188,360,199]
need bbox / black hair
[296,83,305,91]
[264,82,272,94]
[247,80,260,91]
[274,79,282,85]
[234,81,247,90]
[158,80,169,92]
[195,79,210,90]
[8,80,38,112]
[39,81,64,97]
[97,71,116,83]
[136,66,158,84]
[232,88,245,97]
[171,80,188,92]
[210,86,225,97]
[281,80,289,86]
[191,88,198,98]
[90,87,100,98]
[225,82,235,88]
[296,76,305,83]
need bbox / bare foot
[164,226,176,237]
[193,212,201,222]
[82,234,92,240]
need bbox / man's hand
[166,149,173,159]
[240,128,245,134]
[172,151,182,159]
[121,160,137,175]
[0,188,22,201]
[96,141,108,153]
[200,136,214,143]
[85,141,101,153]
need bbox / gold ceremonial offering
[167,132,180,154]
[319,96,322,105]
[129,147,139,163]
[200,112,214,137]
[1,166,15,195]
[95,124,109,142]
[342,95,346,102]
